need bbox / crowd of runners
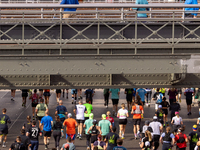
[1,88,200,150]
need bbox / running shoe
[22,103,24,107]
[87,146,90,150]
[45,145,48,149]
[187,112,190,115]
[79,136,82,140]
[47,139,50,145]
[163,124,165,127]
[11,98,14,101]
[76,134,80,138]
[121,137,125,139]
[72,100,74,104]
[2,144,6,148]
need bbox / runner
[146,88,152,107]
[35,98,48,132]
[124,88,133,112]
[43,89,51,105]
[22,115,32,133]
[104,126,119,150]
[27,120,40,150]
[169,100,181,121]
[77,89,82,100]
[39,89,43,98]
[9,136,25,150]
[98,114,112,140]
[141,120,153,138]
[83,99,93,120]
[171,112,183,133]
[55,100,68,124]
[155,105,164,125]
[61,137,75,150]
[106,111,114,127]
[113,139,127,150]
[152,88,164,111]
[40,110,53,149]
[168,88,178,105]
[117,103,129,139]
[109,88,120,116]
[140,130,153,150]
[52,115,63,150]
[11,89,16,101]
[63,113,78,143]
[0,108,11,148]
[184,88,194,115]
[159,88,166,97]
[176,88,182,102]
[21,89,29,107]
[160,127,175,150]
[71,89,77,104]
[62,89,68,99]
[29,89,39,120]
[85,89,94,104]
[175,126,188,150]
[149,116,163,150]
[56,89,62,105]
[93,134,106,150]
[136,88,147,106]
[73,100,87,140]
[19,129,31,150]
[83,113,94,150]
[131,99,144,139]
[87,119,102,150]
[188,125,200,150]
[161,97,170,127]
[103,89,110,108]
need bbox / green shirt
[36,103,48,117]
[83,103,93,117]
[84,119,93,134]
[98,120,111,136]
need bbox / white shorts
[155,104,158,110]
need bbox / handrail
[0,3,200,8]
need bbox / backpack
[134,105,141,114]
[38,103,46,111]
[163,132,172,142]
[92,126,98,134]
[177,134,185,143]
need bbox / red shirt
[106,117,114,124]
[175,133,187,148]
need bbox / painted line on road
[1,91,9,99]
[8,102,31,131]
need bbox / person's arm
[188,136,191,141]
[117,112,119,118]
[83,123,86,128]
[87,126,92,134]
[171,118,174,124]
[159,136,163,144]
[55,111,58,115]
[185,136,188,143]
[109,125,112,132]
[197,119,199,125]
[73,108,76,115]
[141,109,144,114]
[98,126,102,135]
[103,145,106,150]
[172,138,175,145]
[140,142,144,148]
[126,112,129,118]
[159,124,163,133]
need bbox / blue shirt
[113,146,127,150]
[56,105,67,118]
[132,0,149,18]
[60,0,79,12]
[137,88,147,102]
[185,0,199,16]
[41,116,53,131]
[161,132,175,143]
[109,89,120,99]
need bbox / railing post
[149,8,152,18]
[135,11,137,54]
[182,8,185,22]
[96,8,98,19]
[41,8,43,19]
[22,12,25,55]
[60,9,62,55]
[121,7,124,21]
[172,11,175,54]
[97,11,100,54]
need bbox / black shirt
[105,132,119,150]
[28,126,40,141]
[169,103,180,113]
[10,142,26,150]
[0,114,11,130]
[161,101,169,109]
[189,131,200,146]
[125,89,133,100]
[23,121,32,132]
[19,135,30,150]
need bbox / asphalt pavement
[0,89,199,150]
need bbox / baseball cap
[145,141,150,147]
[89,113,94,119]
[193,125,198,130]
[64,143,70,149]
[102,114,106,120]
[145,120,150,125]
[153,116,157,120]
[158,105,162,108]
[68,113,72,118]
[175,111,179,115]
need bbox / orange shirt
[132,105,143,119]
[44,89,50,92]
[63,118,77,135]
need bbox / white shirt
[149,121,162,135]
[118,108,128,119]
[75,104,86,120]
[172,116,182,125]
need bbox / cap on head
[89,113,94,119]
[145,120,150,125]
[158,105,162,109]
[175,111,179,115]
[193,124,198,130]
[93,119,97,125]
[153,116,158,120]
[102,114,106,120]
[68,113,72,118]
[64,143,70,149]
[145,141,150,147]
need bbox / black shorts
[39,89,43,92]
[32,103,38,107]
[37,116,44,121]
[112,99,119,105]
[162,109,168,115]
[119,119,127,125]
[56,89,62,94]
[43,131,52,137]
[126,98,132,102]
[43,92,50,97]
[133,119,141,125]
[186,99,192,105]
[91,135,97,143]
[77,119,84,124]
[22,92,28,97]
[85,117,89,120]
[0,129,8,135]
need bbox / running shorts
[119,119,127,125]
[43,131,52,137]
[91,135,98,143]
[126,98,132,102]
[43,92,50,97]
[133,119,141,125]
[186,99,192,105]
[112,99,119,105]
[66,134,76,140]
[162,109,168,115]
[56,89,62,94]
[77,119,85,124]
[36,116,44,121]
[22,92,28,97]
[32,103,38,108]
[0,129,8,135]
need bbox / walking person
[29,89,39,120]
[160,127,175,150]
[117,103,129,139]
[40,110,53,149]
[109,88,120,117]
[104,89,110,108]
[131,99,144,139]
[0,108,11,148]
[73,100,87,140]
[184,88,194,115]
[52,115,63,150]
[27,120,40,150]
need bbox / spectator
[131,0,149,18]
[113,139,127,150]
[185,0,199,18]
[60,0,79,18]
